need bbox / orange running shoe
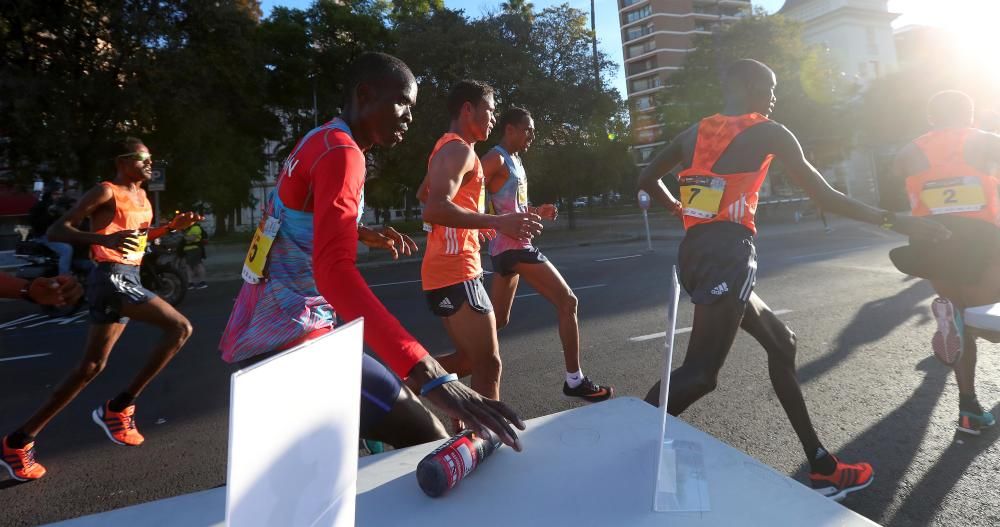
[92,402,145,446]
[1,436,46,481]
[809,456,874,502]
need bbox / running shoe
[958,408,996,435]
[92,402,145,446]
[1,436,46,481]
[809,456,873,502]
[931,297,963,366]
[563,377,614,403]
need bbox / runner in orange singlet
[421,80,542,401]
[889,90,1000,435]
[638,59,949,501]
[2,137,201,482]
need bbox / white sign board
[226,319,364,527]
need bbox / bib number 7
[679,175,726,219]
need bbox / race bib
[123,231,148,262]
[679,175,726,219]
[920,177,987,214]
[478,182,486,214]
[242,216,281,284]
[517,177,528,207]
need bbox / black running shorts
[424,275,493,317]
[889,215,1000,286]
[87,262,156,324]
[678,222,757,305]
[490,248,548,276]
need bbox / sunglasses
[117,151,152,161]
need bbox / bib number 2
[242,216,281,284]
[920,176,986,215]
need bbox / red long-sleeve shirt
[278,122,428,378]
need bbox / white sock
[566,369,584,388]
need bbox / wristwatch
[879,210,897,230]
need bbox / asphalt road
[1,220,998,526]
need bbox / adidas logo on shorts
[438,298,454,309]
[711,282,729,296]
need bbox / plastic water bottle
[416,429,502,497]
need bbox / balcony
[623,23,654,43]
[620,0,646,10]
[623,6,651,25]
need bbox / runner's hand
[537,204,558,221]
[27,275,82,307]
[358,226,418,259]
[103,230,141,253]
[423,381,526,452]
[168,211,204,231]
[479,229,497,243]
[891,215,951,242]
[494,212,543,241]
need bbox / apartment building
[619,0,752,166]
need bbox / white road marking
[0,353,51,363]
[368,271,492,289]
[59,312,89,325]
[0,313,47,330]
[595,254,643,262]
[785,245,880,262]
[629,309,793,342]
[516,283,607,299]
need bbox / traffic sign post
[150,165,166,223]
[638,190,653,252]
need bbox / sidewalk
[200,210,849,282]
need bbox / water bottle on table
[416,429,501,497]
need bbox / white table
[47,397,878,526]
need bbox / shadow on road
[798,279,935,385]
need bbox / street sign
[149,165,166,192]
[638,190,651,210]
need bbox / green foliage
[657,14,854,152]
[1,0,632,231]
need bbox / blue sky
[261,0,786,96]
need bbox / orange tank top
[677,113,774,234]
[91,181,154,265]
[905,128,1000,225]
[421,133,486,291]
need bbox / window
[631,75,661,92]
[621,0,643,7]
[634,95,655,111]
[638,147,655,162]
[638,129,658,143]
[626,40,655,59]
[624,6,651,25]
[625,23,653,42]
[628,58,655,76]
[694,20,715,32]
[866,27,878,56]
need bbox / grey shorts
[87,262,156,324]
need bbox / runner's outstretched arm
[772,124,951,242]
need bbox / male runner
[221,53,524,450]
[421,80,543,401]
[638,59,949,500]
[483,106,613,402]
[888,90,1000,435]
[2,137,202,481]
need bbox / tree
[656,14,852,152]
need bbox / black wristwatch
[879,210,897,230]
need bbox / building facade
[618,0,752,167]
[779,0,899,87]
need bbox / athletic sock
[565,369,584,389]
[6,431,35,449]
[809,447,836,475]
[108,392,137,413]
[959,392,983,414]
